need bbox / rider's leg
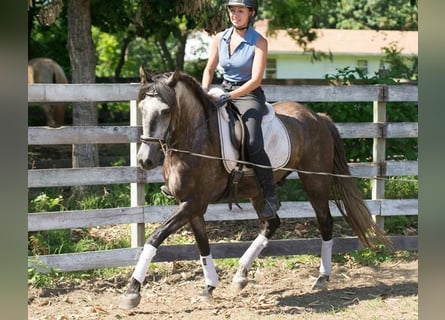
[240,98,280,221]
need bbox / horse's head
[136,67,180,170]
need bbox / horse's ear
[139,65,151,84]
[166,69,181,87]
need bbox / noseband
[139,135,165,145]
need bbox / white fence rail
[28,83,418,272]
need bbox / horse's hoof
[231,279,248,293]
[311,275,329,290]
[196,290,214,304]
[231,267,249,293]
[197,285,215,304]
[119,292,141,309]
[231,275,249,293]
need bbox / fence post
[372,86,386,231]
[130,99,145,247]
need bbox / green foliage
[322,0,418,31]
[334,246,393,266]
[28,261,60,288]
[382,43,418,81]
[68,184,131,210]
[29,229,74,255]
[263,0,336,49]
[92,26,120,77]
[318,47,418,163]
[385,176,418,199]
[28,1,70,75]
[145,183,177,206]
[184,59,208,81]
[29,226,131,256]
[30,192,65,212]
[277,179,307,201]
[385,215,417,234]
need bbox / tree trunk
[67,0,99,196]
[175,31,187,71]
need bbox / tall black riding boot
[254,166,281,221]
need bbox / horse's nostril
[139,158,153,170]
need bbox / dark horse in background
[28,57,68,127]
[120,68,392,309]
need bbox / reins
[140,136,417,183]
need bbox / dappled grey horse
[120,68,391,309]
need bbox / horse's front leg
[189,214,218,303]
[119,201,196,309]
[231,214,281,293]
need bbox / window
[357,59,368,74]
[265,58,277,79]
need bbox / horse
[28,57,68,127]
[120,67,392,309]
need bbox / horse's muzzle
[137,141,162,170]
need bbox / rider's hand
[213,93,231,108]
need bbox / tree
[67,0,98,179]
[28,0,99,197]
[91,0,227,77]
[326,0,418,31]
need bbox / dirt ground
[28,256,417,320]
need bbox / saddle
[210,88,291,209]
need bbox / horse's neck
[170,93,216,151]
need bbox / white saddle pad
[210,88,291,175]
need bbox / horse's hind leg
[189,214,218,303]
[231,210,281,293]
[300,173,334,290]
[42,104,57,127]
[53,104,65,127]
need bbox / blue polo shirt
[219,26,260,83]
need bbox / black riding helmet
[226,0,258,29]
[226,0,258,12]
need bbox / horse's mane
[138,71,212,112]
[175,72,213,113]
[175,72,214,134]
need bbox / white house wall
[273,54,387,79]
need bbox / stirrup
[160,185,174,199]
[257,196,280,221]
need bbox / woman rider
[163,0,280,221]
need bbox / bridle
[139,135,165,145]
[138,85,173,148]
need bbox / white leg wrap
[319,239,333,276]
[132,244,157,284]
[200,254,219,287]
[239,234,268,271]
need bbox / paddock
[27,82,418,273]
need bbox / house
[185,20,418,81]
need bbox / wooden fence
[28,83,418,273]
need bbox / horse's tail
[52,63,68,84]
[28,65,34,83]
[322,114,393,250]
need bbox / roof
[254,20,418,56]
